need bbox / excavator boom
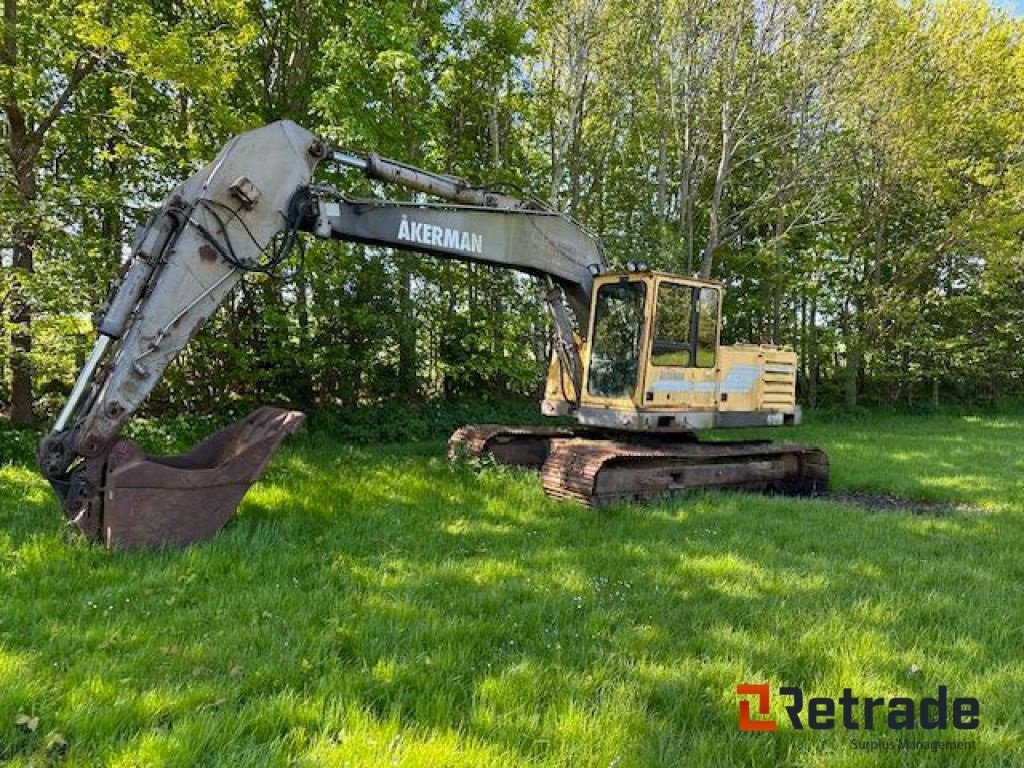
[304,194,598,326]
[39,121,602,547]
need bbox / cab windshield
[587,281,646,399]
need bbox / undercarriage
[449,424,829,507]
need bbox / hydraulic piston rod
[332,150,525,209]
[54,335,111,432]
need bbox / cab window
[696,287,719,367]
[650,283,719,368]
[651,283,693,366]
[587,281,646,398]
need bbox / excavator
[37,121,828,549]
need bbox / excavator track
[448,424,580,469]
[449,425,828,507]
[540,437,828,507]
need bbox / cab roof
[595,270,724,289]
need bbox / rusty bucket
[74,407,305,549]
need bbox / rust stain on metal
[95,406,304,549]
[199,244,218,262]
[449,424,829,507]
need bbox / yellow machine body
[543,271,801,432]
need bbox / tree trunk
[808,295,819,408]
[701,101,732,279]
[3,0,93,423]
[4,0,32,424]
[397,258,417,397]
[8,135,38,425]
[770,217,784,345]
[489,94,501,169]
[678,137,695,273]
[653,3,668,249]
[799,294,807,381]
[844,341,860,409]
[9,228,34,424]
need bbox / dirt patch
[823,490,978,516]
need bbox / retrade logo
[737,683,777,731]
[736,684,980,732]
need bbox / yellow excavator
[38,121,827,549]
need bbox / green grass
[1,409,1023,766]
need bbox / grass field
[1,409,1022,766]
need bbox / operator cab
[580,269,722,418]
[543,267,799,431]
[585,271,721,401]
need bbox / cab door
[641,280,721,410]
[580,277,649,409]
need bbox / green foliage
[0,398,552,463]
[3,0,1024,421]
[0,420,36,464]
[307,397,553,444]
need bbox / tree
[1,0,95,423]
[1,0,254,422]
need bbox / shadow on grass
[0,434,1021,766]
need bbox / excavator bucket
[75,407,305,549]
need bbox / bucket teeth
[78,407,304,549]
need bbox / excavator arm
[38,120,603,549]
[301,193,598,403]
[305,194,596,326]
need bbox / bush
[0,421,38,465]
[307,398,559,444]
[1,398,563,467]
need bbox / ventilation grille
[762,359,796,408]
